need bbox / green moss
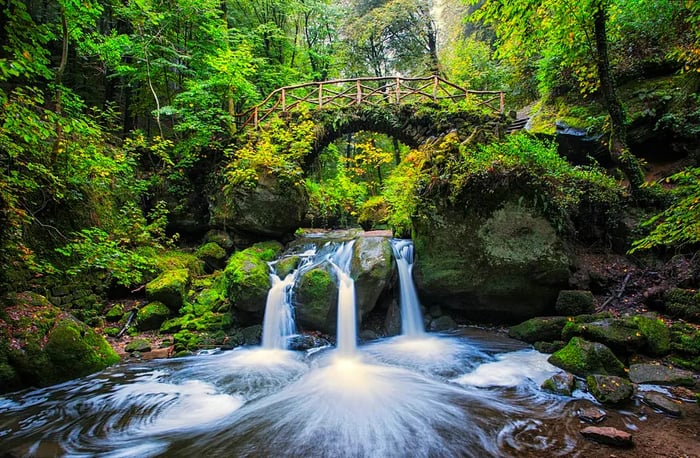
[196,242,227,260]
[103,327,120,337]
[105,304,126,323]
[141,247,205,277]
[124,339,151,353]
[548,337,626,377]
[664,288,700,322]
[145,268,190,311]
[586,375,634,404]
[670,322,700,355]
[631,315,671,356]
[137,302,170,331]
[224,244,280,312]
[561,318,645,355]
[508,316,569,343]
[555,290,595,316]
[251,241,284,262]
[276,256,301,278]
[43,319,120,384]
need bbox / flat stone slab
[577,407,607,424]
[640,391,683,417]
[580,426,633,447]
[629,363,695,386]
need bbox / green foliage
[630,168,700,252]
[382,150,425,236]
[305,174,369,228]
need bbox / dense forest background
[1,0,699,296]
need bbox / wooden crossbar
[233,75,505,129]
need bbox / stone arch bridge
[234,76,507,153]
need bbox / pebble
[580,426,633,447]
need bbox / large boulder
[509,316,569,343]
[223,241,283,313]
[293,265,338,334]
[413,202,571,321]
[145,268,190,311]
[548,337,626,377]
[351,235,394,320]
[210,175,308,239]
[1,292,119,392]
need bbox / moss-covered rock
[196,242,227,272]
[628,363,695,386]
[137,302,170,331]
[509,316,569,343]
[561,318,645,356]
[631,315,671,356]
[205,229,234,251]
[663,288,700,323]
[586,375,634,404]
[541,372,575,396]
[275,255,301,279]
[145,268,190,311]
[105,303,126,323]
[555,290,595,315]
[125,339,152,353]
[351,236,393,321]
[414,202,571,321]
[548,337,626,377]
[294,265,337,333]
[223,242,282,313]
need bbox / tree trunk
[592,1,644,190]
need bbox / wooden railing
[233,76,505,129]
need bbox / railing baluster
[281,88,286,112]
[356,80,362,104]
[395,77,400,104]
[319,83,323,109]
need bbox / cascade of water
[327,241,357,357]
[260,247,317,350]
[390,239,425,337]
[261,274,296,350]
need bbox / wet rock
[548,337,626,377]
[555,290,594,315]
[629,363,695,386]
[541,371,575,396]
[580,426,633,447]
[509,316,569,343]
[224,241,283,313]
[561,317,645,356]
[577,407,607,424]
[640,391,683,417]
[287,334,332,351]
[384,300,401,336]
[533,340,566,354]
[663,288,700,323]
[413,202,571,322]
[294,264,337,334]
[275,255,301,279]
[429,315,457,331]
[351,236,393,320]
[241,325,262,346]
[145,268,190,311]
[359,330,379,341]
[205,230,234,251]
[125,339,152,353]
[586,375,634,404]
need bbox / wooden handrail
[234,76,505,129]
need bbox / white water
[328,241,357,357]
[261,274,296,350]
[390,239,425,337]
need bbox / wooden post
[254,106,258,128]
[319,83,323,109]
[433,75,438,101]
[281,89,286,112]
[356,79,362,104]
[500,92,505,114]
[395,77,400,104]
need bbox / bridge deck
[234,76,505,129]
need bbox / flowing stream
[390,239,425,337]
[0,235,662,457]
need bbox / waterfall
[261,248,316,350]
[390,239,425,337]
[261,273,296,350]
[328,241,357,357]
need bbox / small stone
[541,372,575,396]
[586,374,634,404]
[124,339,152,353]
[640,391,683,417]
[580,426,633,447]
[428,315,457,331]
[577,407,607,424]
[629,363,695,387]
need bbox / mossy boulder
[145,268,190,311]
[136,302,170,331]
[275,255,301,279]
[351,235,394,320]
[105,303,126,323]
[555,290,595,315]
[548,337,626,377]
[125,339,152,353]
[670,322,700,356]
[196,242,227,272]
[509,316,569,343]
[205,229,234,251]
[586,375,634,404]
[561,318,645,356]
[541,371,576,396]
[663,288,700,323]
[209,174,308,238]
[0,294,120,392]
[294,265,337,333]
[413,202,571,321]
[631,315,671,356]
[628,363,695,386]
[224,241,282,313]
